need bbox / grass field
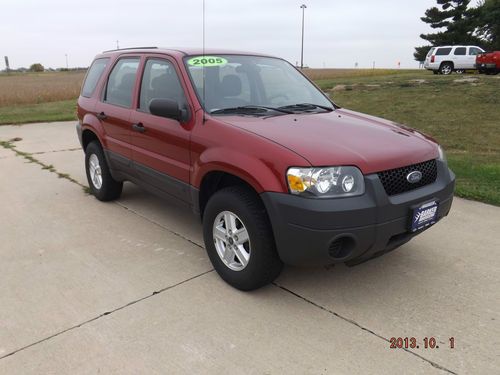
[0,69,499,206]
[0,100,77,125]
[0,71,84,124]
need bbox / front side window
[454,47,466,56]
[104,58,140,108]
[436,48,452,56]
[469,47,483,56]
[81,58,109,98]
[139,59,187,112]
[184,55,333,113]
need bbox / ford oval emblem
[407,171,423,184]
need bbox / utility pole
[4,56,10,73]
[65,54,68,69]
[300,4,307,70]
[116,40,120,49]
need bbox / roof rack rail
[102,46,158,53]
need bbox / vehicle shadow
[119,182,204,246]
[119,181,437,301]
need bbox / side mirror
[149,99,185,121]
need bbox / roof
[432,45,483,48]
[99,47,274,59]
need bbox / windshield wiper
[210,105,294,115]
[277,103,334,113]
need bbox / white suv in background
[424,46,485,75]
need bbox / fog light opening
[328,236,355,260]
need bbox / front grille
[377,159,437,196]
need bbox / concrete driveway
[0,122,499,374]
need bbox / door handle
[132,122,146,133]
[96,112,107,120]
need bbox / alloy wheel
[212,211,251,271]
[88,154,103,189]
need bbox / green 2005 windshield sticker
[187,56,228,67]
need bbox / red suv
[77,47,455,290]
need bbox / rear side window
[81,58,109,98]
[104,58,140,108]
[436,48,452,56]
[454,47,466,55]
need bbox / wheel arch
[81,113,106,151]
[439,61,454,69]
[198,171,260,217]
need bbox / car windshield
[183,54,334,115]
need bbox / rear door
[452,47,467,69]
[95,56,141,172]
[434,47,452,67]
[129,56,193,202]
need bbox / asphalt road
[0,122,499,374]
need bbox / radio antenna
[202,0,206,123]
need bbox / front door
[466,47,483,69]
[130,57,192,203]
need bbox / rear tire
[203,186,283,291]
[439,62,453,75]
[85,141,123,201]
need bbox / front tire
[85,141,123,201]
[203,186,283,291]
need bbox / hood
[217,108,438,174]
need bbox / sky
[0,0,445,70]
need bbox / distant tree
[29,63,44,72]
[414,46,434,63]
[414,0,481,62]
[473,0,500,50]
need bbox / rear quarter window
[454,47,466,55]
[435,48,452,56]
[81,58,109,98]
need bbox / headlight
[287,166,365,198]
[438,145,447,163]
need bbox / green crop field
[0,69,498,206]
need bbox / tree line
[414,0,500,61]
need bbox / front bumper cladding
[261,160,455,267]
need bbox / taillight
[431,56,435,63]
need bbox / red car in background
[476,51,500,74]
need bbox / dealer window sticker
[187,56,228,67]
